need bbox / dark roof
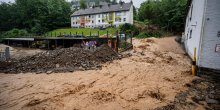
[71,3,132,17]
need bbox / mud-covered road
[0,37,197,110]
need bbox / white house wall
[71,5,133,28]
[184,0,206,62]
[199,0,220,70]
[129,5,133,25]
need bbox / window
[123,18,126,22]
[190,5,193,21]
[189,29,192,39]
[98,20,100,23]
[116,12,121,16]
[119,18,121,22]
[92,20,94,23]
[102,19,105,23]
[76,22,78,24]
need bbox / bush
[136,30,163,39]
[1,28,28,38]
[119,23,139,36]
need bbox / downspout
[197,0,207,75]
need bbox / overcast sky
[0,0,145,8]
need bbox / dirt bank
[0,37,194,110]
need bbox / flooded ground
[0,37,200,110]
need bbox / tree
[112,0,117,4]
[138,0,187,32]
[0,0,71,36]
[133,6,137,20]
[80,0,87,9]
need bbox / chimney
[130,0,133,4]
[119,1,123,6]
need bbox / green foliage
[133,6,137,20]
[46,27,118,37]
[112,0,117,4]
[136,31,163,39]
[138,0,187,32]
[0,0,71,35]
[1,28,28,38]
[80,0,87,9]
[119,23,139,36]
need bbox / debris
[0,44,119,73]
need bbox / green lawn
[45,27,118,37]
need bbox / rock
[206,96,219,104]
[140,51,145,56]
[46,71,53,74]
[56,64,60,68]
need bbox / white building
[183,0,220,70]
[71,2,133,28]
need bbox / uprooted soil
[0,45,119,73]
[1,37,216,110]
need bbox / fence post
[47,40,50,49]
[125,33,127,49]
[55,40,57,48]
[116,30,119,52]
[98,31,99,38]
[119,31,121,48]
[63,39,64,47]
[5,47,10,60]
[107,31,108,38]
[131,32,133,45]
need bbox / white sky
[0,0,145,8]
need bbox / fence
[43,30,116,38]
[1,30,133,53]
[116,32,133,52]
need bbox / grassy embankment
[46,28,118,37]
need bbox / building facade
[183,0,220,70]
[71,2,133,28]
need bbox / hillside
[46,28,118,37]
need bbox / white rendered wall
[184,0,206,62]
[199,0,220,70]
[71,5,134,28]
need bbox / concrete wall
[199,0,220,70]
